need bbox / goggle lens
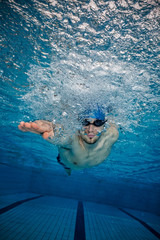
[82,119,107,127]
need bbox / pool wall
[1,164,160,215]
[0,164,31,195]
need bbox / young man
[18,108,119,175]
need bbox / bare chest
[59,136,111,168]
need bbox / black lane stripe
[0,195,44,215]
[74,201,86,240]
[119,208,160,239]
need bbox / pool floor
[0,193,160,240]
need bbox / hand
[18,120,54,139]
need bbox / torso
[58,128,118,170]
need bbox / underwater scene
[0,0,160,239]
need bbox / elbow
[107,125,119,142]
[115,130,119,140]
[111,127,119,141]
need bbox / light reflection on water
[0,0,159,183]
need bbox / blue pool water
[0,0,160,239]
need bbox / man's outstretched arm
[18,120,72,148]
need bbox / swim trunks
[57,154,71,170]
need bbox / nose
[88,124,94,132]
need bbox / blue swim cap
[79,105,105,121]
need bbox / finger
[42,132,49,139]
[20,121,25,127]
[31,122,38,129]
[18,125,27,132]
[25,122,31,128]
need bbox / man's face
[80,118,104,144]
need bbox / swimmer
[18,107,119,175]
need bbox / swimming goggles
[82,119,107,127]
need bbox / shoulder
[104,124,119,143]
[108,124,119,136]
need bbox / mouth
[87,134,95,139]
